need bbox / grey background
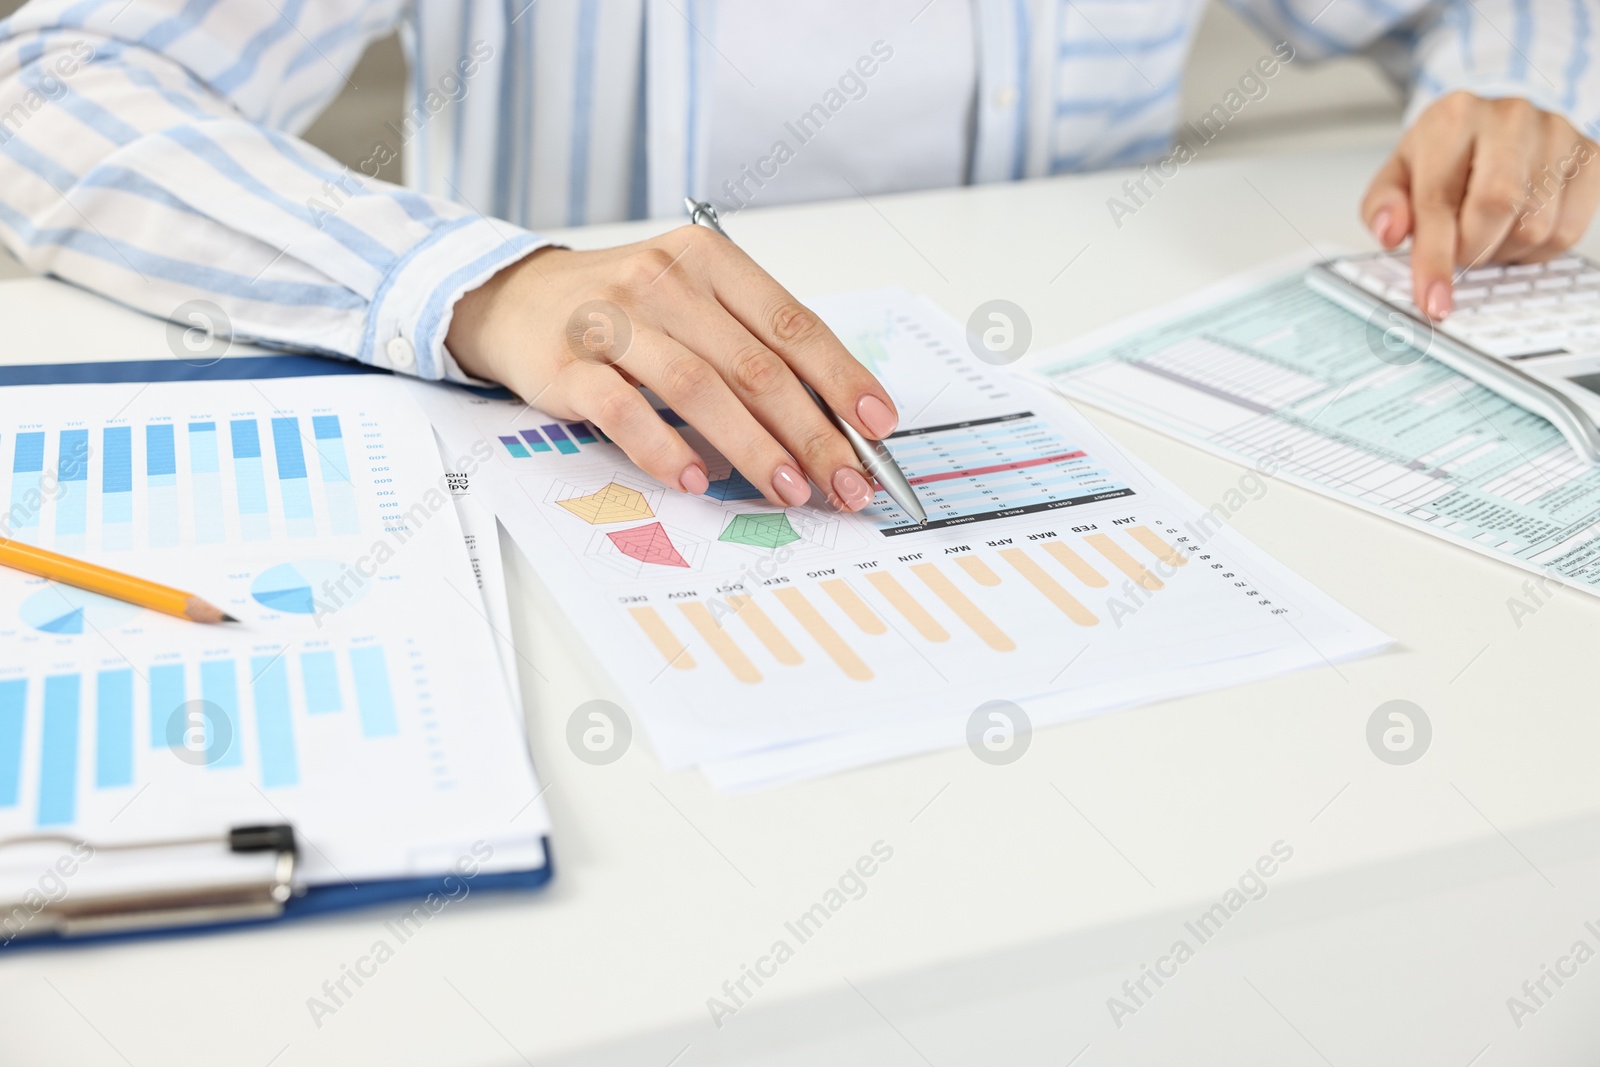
[0,1,1402,281]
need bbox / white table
[3,145,1600,1066]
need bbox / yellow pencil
[0,538,236,624]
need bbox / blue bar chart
[189,421,227,544]
[54,429,88,550]
[95,668,133,789]
[0,679,22,807]
[148,663,184,748]
[146,423,180,548]
[37,674,79,826]
[229,419,271,541]
[0,412,369,549]
[250,655,299,787]
[7,431,43,541]
[102,426,132,551]
[0,642,408,827]
[350,646,398,737]
[270,417,315,539]
[301,650,342,714]
[312,415,360,535]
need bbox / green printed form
[1034,275,1600,589]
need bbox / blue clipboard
[0,353,552,948]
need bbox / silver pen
[684,197,928,525]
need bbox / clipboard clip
[0,823,300,939]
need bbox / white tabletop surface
[3,145,1599,1066]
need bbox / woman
[1,0,1595,509]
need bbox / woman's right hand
[444,225,900,512]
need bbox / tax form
[1025,261,1600,595]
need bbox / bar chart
[626,525,1193,684]
[497,419,606,459]
[0,642,406,827]
[0,412,367,550]
[863,412,1135,534]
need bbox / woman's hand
[1361,91,1600,320]
[445,225,898,511]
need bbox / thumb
[1361,152,1413,248]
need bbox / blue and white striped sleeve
[0,0,546,382]
[1225,1,1600,140]
[1403,2,1600,141]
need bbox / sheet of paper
[0,375,550,903]
[444,450,525,714]
[1023,260,1600,596]
[412,289,1390,779]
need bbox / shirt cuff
[363,215,548,383]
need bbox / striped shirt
[0,0,1594,382]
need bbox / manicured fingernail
[1425,281,1451,320]
[856,394,898,439]
[1371,209,1392,244]
[831,467,874,511]
[680,465,708,494]
[772,464,812,507]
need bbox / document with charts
[1023,261,1600,597]
[413,289,1390,777]
[0,373,550,901]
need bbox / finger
[1407,102,1476,319]
[658,288,878,512]
[1457,101,1541,265]
[1361,151,1413,248]
[1501,171,1562,262]
[554,362,708,494]
[617,328,814,509]
[1532,138,1600,259]
[682,226,900,441]
[1510,122,1600,260]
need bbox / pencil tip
[186,596,235,625]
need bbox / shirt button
[386,336,416,370]
[995,87,1017,108]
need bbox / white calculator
[1307,250,1600,463]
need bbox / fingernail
[679,465,709,494]
[856,394,898,439]
[831,467,875,511]
[1371,208,1392,244]
[772,464,812,507]
[1425,281,1451,320]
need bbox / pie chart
[251,561,366,615]
[21,585,141,634]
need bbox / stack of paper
[0,371,550,907]
[413,290,1390,791]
